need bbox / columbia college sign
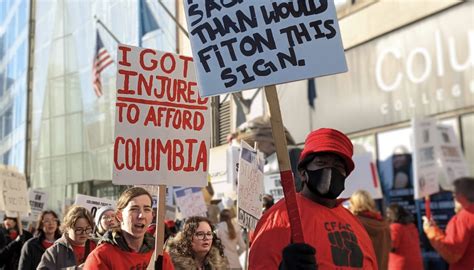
[313,3,473,133]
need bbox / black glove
[279,243,318,270]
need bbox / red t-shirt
[249,194,378,269]
[72,241,97,265]
[9,230,18,240]
[42,239,55,249]
[84,242,174,270]
[389,223,423,270]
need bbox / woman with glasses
[166,216,228,270]
[37,205,96,269]
[92,206,117,242]
[18,210,62,269]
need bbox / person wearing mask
[249,128,377,269]
[349,190,391,270]
[166,216,228,269]
[37,206,96,269]
[84,187,174,269]
[216,209,245,269]
[423,177,474,270]
[92,206,117,242]
[0,215,33,269]
[386,204,423,270]
[18,210,62,270]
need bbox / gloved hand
[279,243,317,270]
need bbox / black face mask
[305,167,346,199]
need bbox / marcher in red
[249,128,378,269]
[423,177,474,270]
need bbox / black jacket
[0,228,33,270]
[18,236,49,270]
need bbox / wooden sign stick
[154,184,167,269]
[264,85,304,243]
[17,212,23,235]
[425,195,431,220]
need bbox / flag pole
[94,16,121,44]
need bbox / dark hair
[219,209,236,239]
[454,177,474,202]
[116,187,153,210]
[262,194,274,210]
[36,210,61,240]
[172,216,225,258]
[2,216,19,231]
[386,204,414,224]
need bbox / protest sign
[136,185,174,207]
[173,187,207,218]
[184,1,347,96]
[437,125,470,190]
[74,194,115,218]
[28,189,49,220]
[264,173,284,201]
[237,142,265,229]
[113,45,210,187]
[0,166,30,214]
[340,153,383,199]
[411,118,441,199]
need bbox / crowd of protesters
[1,128,473,270]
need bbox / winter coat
[0,228,33,270]
[356,211,391,270]
[18,235,54,270]
[37,234,95,270]
[249,194,378,270]
[166,232,229,270]
[84,230,174,270]
[389,223,423,270]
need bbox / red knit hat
[299,128,355,175]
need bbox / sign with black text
[74,194,115,218]
[184,0,347,96]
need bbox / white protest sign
[113,45,210,187]
[136,185,174,207]
[237,141,265,230]
[174,187,207,219]
[411,118,441,199]
[28,189,49,220]
[437,125,470,190]
[340,153,383,199]
[264,173,284,202]
[184,1,347,96]
[0,166,30,214]
[74,194,115,218]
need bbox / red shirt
[389,223,423,270]
[249,194,378,269]
[84,242,174,270]
[42,239,54,249]
[72,241,97,265]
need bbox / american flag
[92,31,113,97]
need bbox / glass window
[51,157,66,185]
[4,106,13,137]
[48,39,64,77]
[461,113,474,175]
[351,134,377,160]
[39,119,50,158]
[67,153,83,184]
[65,74,82,113]
[49,77,65,117]
[66,113,83,154]
[64,35,77,74]
[50,116,66,156]
[36,158,51,188]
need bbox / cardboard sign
[174,187,207,218]
[0,166,30,214]
[113,45,210,187]
[74,194,115,218]
[340,153,383,199]
[237,141,265,230]
[411,118,441,199]
[437,125,470,190]
[28,189,49,220]
[184,1,347,96]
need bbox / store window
[461,113,474,175]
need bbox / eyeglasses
[42,219,58,225]
[74,227,93,235]
[194,231,213,240]
[102,215,116,222]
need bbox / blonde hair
[61,205,93,232]
[349,190,377,215]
